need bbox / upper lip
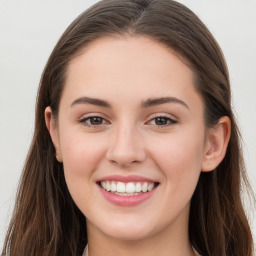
[97,175,158,183]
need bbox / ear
[45,106,63,162]
[201,116,231,172]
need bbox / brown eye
[155,117,169,125]
[79,116,108,127]
[88,117,104,125]
[149,116,177,126]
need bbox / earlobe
[45,107,63,162]
[201,116,231,172]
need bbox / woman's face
[47,36,211,241]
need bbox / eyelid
[145,113,178,126]
[78,113,111,127]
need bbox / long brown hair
[2,0,255,255]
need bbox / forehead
[62,36,203,112]
[68,35,191,78]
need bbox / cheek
[61,130,105,174]
[59,130,106,203]
[148,130,205,189]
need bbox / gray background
[0,0,255,249]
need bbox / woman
[1,0,254,255]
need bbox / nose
[106,124,146,168]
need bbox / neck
[86,216,195,256]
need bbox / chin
[92,215,156,241]
[104,226,153,241]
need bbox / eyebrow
[70,96,189,109]
[71,97,111,108]
[141,97,189,109]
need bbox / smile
[100,181,158,196]
[97,176,159,206]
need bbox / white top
[82,245,200,256]
[83,245,89,256]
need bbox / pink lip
[98,175,156,183]
[98,185,158,207]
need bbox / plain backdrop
[0,0,255,250]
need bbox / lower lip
[99,186,157,207]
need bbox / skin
[45,36,230,256]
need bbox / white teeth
[111,182,117,192]
[142,182,148,192]
[100,181,157,194]
[148,183,154,191]
[116,182,126,192]
[135,183,142,192]
[106,181,111,191]
[126,182,135,193]
[115,192,140,196]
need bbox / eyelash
[78,115,177,128]
[79,115,109,127]
[147,116,177,127]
